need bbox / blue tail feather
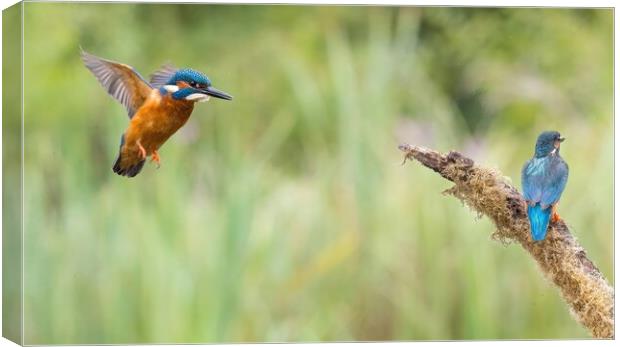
[527,204,552,241]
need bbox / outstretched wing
[541,157,569,206]
[149,63,178,89]
[81,49,153,118]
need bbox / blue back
[522,155,568,207]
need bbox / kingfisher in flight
[521,131,569,241]
[81,50,232,177]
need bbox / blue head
[162,68,232,102]
[534,131,565,158]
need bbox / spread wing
[541,157,569,206]
[81,49,153,118]
[149,63,178,89]
[521,159,543,203]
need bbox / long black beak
[559,137,565,142]
[202,86,233,100]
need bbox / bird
[521,130,569,241]
[81,49,232,177]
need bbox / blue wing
[81,49,153,118]
[521,158,544,202]
[541,156,569,207]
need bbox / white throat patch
[163,85,179,93]
[185,93,210,102]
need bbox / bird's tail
[113,155,145,177]
[112,134,145,177]
[527,204,552,241]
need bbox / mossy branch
[398,144,614,339]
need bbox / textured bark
[398,144,614,339]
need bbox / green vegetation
[18,4,612,343]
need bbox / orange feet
[150,150,161,169]
[551,204,561,223]
[136,139,147,160]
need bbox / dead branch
[398,144,614,339]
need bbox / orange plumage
[117,88,194,171]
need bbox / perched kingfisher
[521,131,569,241]
[81,50,232,177]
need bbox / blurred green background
[16,3,612,343]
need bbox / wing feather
[81,49,152,118]
[522,159,543,202]
[149,63,178,89]
[541,156,569,206]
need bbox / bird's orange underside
[118,90,194,169]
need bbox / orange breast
[121,90,194,163]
